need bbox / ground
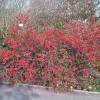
[0,84,100,100]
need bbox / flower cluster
[0,14,100,91]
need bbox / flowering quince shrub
[0,14,100,91]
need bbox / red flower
[27,62,34,72]
[23,52,31,58]
[18,59,27,66]
[16,14,29,24]
[44,40,50,49]
[82,68,89,77]
[37,58,44,62]
[68,67,76,77]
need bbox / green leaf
[95,62,100,65]
[0,38,3,44]
[54,21,64,28]
[2,44,9,49]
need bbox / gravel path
[0,84,100,100]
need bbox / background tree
[55,0,96,21]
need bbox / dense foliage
[0,14,100,91]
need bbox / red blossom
[82,68,89,77]
[18,59,27,66]
[16,14,29,24]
